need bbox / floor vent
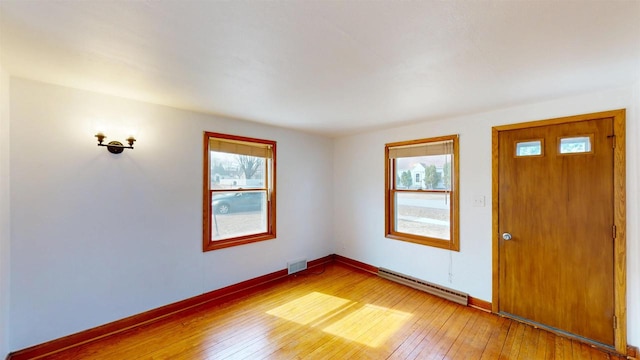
[287,259,307,274]
[378,267,468,306]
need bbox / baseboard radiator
[378,267,469,306]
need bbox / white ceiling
[1,1,639,137]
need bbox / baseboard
[468,296,492,312]
[336,256,640,355]
[333,254,379,274]
[334,254,493,312]
[10,253,632,359]
[8,254,334,360]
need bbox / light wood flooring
[41,263,624,359]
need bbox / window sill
[203,233,276,252]
[386,233,459,251]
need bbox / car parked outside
[212,191,264,214]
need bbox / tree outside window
[203,132,276,251]
[385,135,459,251]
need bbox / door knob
[502,233,512,241]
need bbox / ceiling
[1,1,639,137]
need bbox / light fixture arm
[95,133,136,154]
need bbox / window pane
[394,155,452,190]
[559,136,591,154]
[211,152,266,190]
[516,140,542,156]
[395,192,450,240]
[204,132,276,252]
[211,191,267,240]
[385,134,458,251]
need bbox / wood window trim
[385,134,460,251]
[203,132,277,252]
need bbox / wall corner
[0,65,12,358]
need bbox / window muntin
[203,132,276,251]
[385,135,459,251]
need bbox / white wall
[5,77,639,354]
[0,66,11,358]
[334,85,640,346]
[8,78,334,351]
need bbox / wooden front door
[498,117,615,346]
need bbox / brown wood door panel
[498,118,614,346]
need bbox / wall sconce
[95,133,136,154]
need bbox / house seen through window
[385,135,459,251]
[203,132,276,251]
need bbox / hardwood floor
[40,263,623,359]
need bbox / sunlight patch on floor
[266,292,352,325]
[267,292,413,348]
[322,304,412,347]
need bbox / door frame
[491,109,627,354]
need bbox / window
[385,135,459,251]
[515,139,543,157]
[558,135,592,154]
[203,132,276,251]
